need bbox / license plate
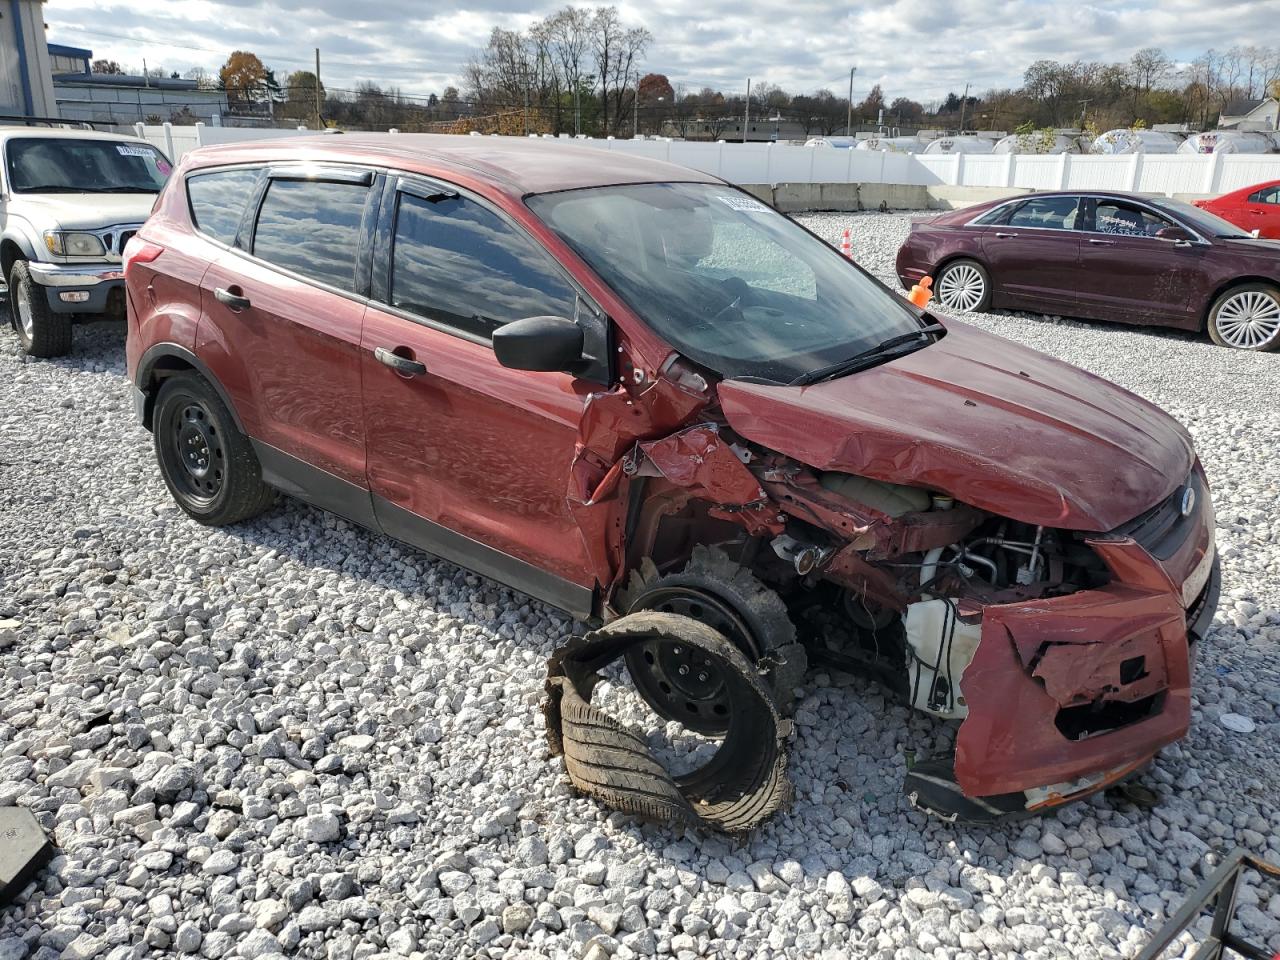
[1181,541,1215,608]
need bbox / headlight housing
[43,231,106,257]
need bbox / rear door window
[187,168,261,245]
[389,191,577,340]
[1247,185,1280,204]
[1006,196,1080,230]
[252,178,370,291]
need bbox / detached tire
[1206,283,1280,351]
[934,258,991,314]
[617,545,806,735]
[9,261,71,357]
[153,371,275,526]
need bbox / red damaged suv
[124,135,1218,827]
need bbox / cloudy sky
[43,0,1278,106]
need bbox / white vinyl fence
[136,122,1280,198]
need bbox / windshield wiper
[85,186,161,193]
[14,185,160,194]
[789,323,944,387]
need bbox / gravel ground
[1,212,1278,960]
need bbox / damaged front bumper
[908,536,1220,822]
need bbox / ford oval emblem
[1180,486,1196,517]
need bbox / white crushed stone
[0,210,1277,960]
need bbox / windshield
[527,182,924,383]
[6,137,171,194]
[1147,196,1249,239]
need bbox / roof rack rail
[0,115,104,130]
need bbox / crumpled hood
[10,193,155,231]
[718,319,1193,531]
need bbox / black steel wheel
[619,545,806,736]
[625,585,758,735]
[153,371,275,526]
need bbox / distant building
[0,1,59,119]
[662,116,811,142]
[50,43,229,127]
[1218,98,1279,131]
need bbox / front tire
[9,260,71,357]
[153,372,275,525]
[1207,283,1280,351]
[934,258,991,313]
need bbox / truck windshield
[6,137,171,194]
[527,182,925,383]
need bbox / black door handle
[374,346,427,376]
[215,287,251,310]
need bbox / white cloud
[42,0,1279,102]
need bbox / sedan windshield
[527,182,925,383]
[1147,196,1249,239]
[6,137,171,194]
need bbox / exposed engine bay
[544,400,1216,832]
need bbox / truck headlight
[43,231,106,257]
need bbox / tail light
[122,236,164,275]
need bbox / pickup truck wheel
[9,260,71,357]
[1207,283,1280,351]
[617,546,806,736]
[153,371,275,526]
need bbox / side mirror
[492,315,584,372]
[1156,226,1194,247]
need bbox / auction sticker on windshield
[116,145,154,158]
[716,195,771,214]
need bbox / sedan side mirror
[1156,226,1194,247]
[492,315,584,372]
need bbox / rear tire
[934,258,991,313]
[1206,283,1280,351]
[9,260,71,357]
[153,371,275,526]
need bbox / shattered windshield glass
[528,182,924,383]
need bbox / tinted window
[1093,200,1173,238]
[972,204,1012,225]
[1248,186,1280,205]
[187,169,260,245]
[390,192,577,339]
[1007,196,1079,229]
[253,179,369,290]
[6,137,170,194]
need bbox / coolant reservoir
[903,599,983,720]
[819,473,931,517]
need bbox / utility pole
[847,66,857,137]
[957,81,970,132]
[633,84,639,138]
[142,58,149,88]
[574,83,580,136]
[743,77,750,143]
[314,49,323,130]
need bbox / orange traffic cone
[908,275,933,308]
[839,229,852,259]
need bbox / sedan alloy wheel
[936,261,989,313]
[1211,288,1280,350]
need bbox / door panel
[361,306,597,598]
[1075,199,1202,328]
[980,196,1084,310]
[197,252,368,486]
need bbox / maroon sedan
[896,190,1280,351]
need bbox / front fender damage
[544,611,793,834]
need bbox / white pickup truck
[0,127,171,356]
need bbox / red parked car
[1194,180,1280,240]
[896,190,1280,350]
[124,137,1217,826]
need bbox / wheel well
[1,240,25,284]
[1202,276,1280,331]
[138,354,197,431]
[932,253,988,280]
